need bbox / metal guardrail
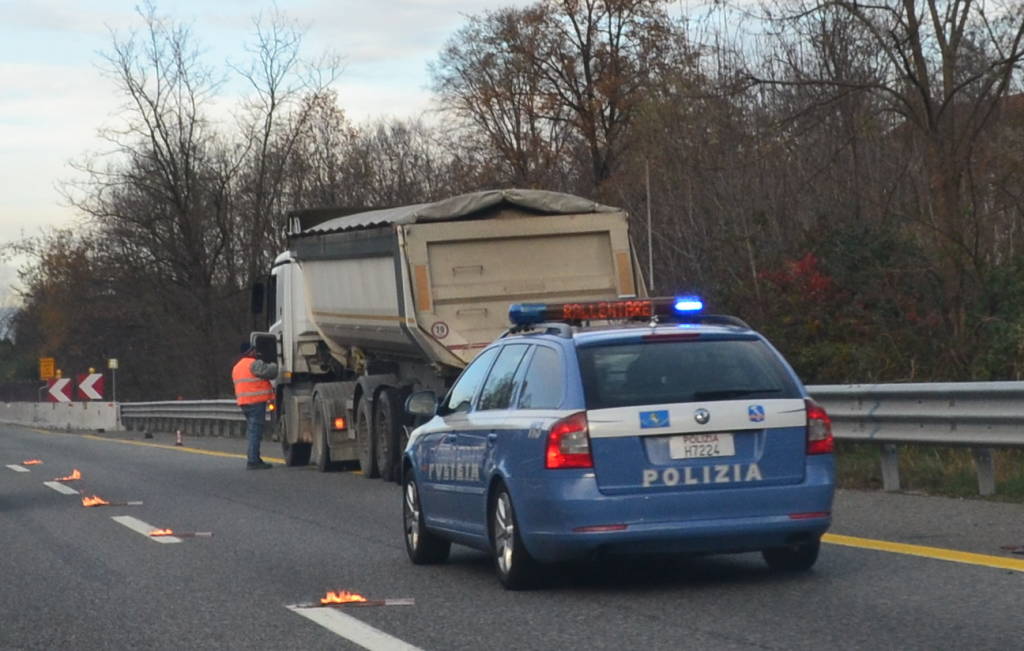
[120,399,246,438]
[810,382,1024,447]
[120,383,1024,495]
[808,382,1024,496]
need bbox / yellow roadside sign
[39,357,56,380]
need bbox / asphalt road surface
[2,423,1022,650]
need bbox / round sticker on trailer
[431,322,450,339]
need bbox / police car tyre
[374,388,402,483]
[355,397,378,478]
[403,471,450,564]
[761,539,821,572]
[312,392,334,472]
[491,486,542,590]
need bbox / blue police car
[401,297,835,589]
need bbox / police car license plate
[669,433,735,459]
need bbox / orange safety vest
[232,357,274,406]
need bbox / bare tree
[231,7,343,283]
[750,0,1024,347]
[431,5,572,187]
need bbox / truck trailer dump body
[258,189,646,481]
[288,189,640,368]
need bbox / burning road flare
[22,459,42,465]
[321,590,368,605]
[81,495,143,507]
[148,529,213,538]
[55,469,82,482]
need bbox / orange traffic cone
[175,430,183,446]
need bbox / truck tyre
[374,388,402,483]
[312,392,334,472]
[280,415,311,467]
[355,397,378,478]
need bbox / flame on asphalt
[22,459,42,465]
[81,495,111,507]
[55,469,82,481]
[149,529,175,537]
[320,590,368,605]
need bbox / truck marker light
[333,417,347,431]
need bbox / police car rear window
[577,339,801,410]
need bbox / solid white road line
[286,605,423,651]
[6,464,30,472]
[43,481,79,495]
[110,515,183,543]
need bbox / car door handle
[444,434,457,443]
[487,433,498,444]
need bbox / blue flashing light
[509,303,547,326]
[673,295,704,313]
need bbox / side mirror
[252,332,278,364]
[250,282,265,315]
[405,391,438,417]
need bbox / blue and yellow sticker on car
[640,410,670,429]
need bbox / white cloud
[0,0,538,283]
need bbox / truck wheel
[374,388,402,483]
[355,397,378,478]
[280,416,310,466]
[312,392,334,472]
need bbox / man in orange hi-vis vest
[233,342,279,469]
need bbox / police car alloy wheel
[403,473,450,564]
[491,487,540,590]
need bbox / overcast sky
[0,0,536,301]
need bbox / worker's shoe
[246,461,273,470]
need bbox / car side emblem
[694,408,710,425]
[748,405,765,422]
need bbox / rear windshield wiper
[692,388,781,400]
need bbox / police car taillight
[806,399,834,455]
[546,412,593,469]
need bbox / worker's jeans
[241,401,267,464]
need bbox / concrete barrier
[0,402,121,431]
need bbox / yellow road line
[823,533,1024,573]
[22,428,286,464]
[77,434,286,464]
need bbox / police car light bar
[508,296,704,326]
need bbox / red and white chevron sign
[47,378,73,403]
[76,373,105,400]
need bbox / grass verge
[835,441,1024,503]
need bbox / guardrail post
[971,447,996,496]
[880,444,901,492]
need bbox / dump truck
[250,189,646,481]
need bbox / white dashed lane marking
[6,464,30,472]
[111,516,183,543]
[43,481,79,495]
[287,605,423,651]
